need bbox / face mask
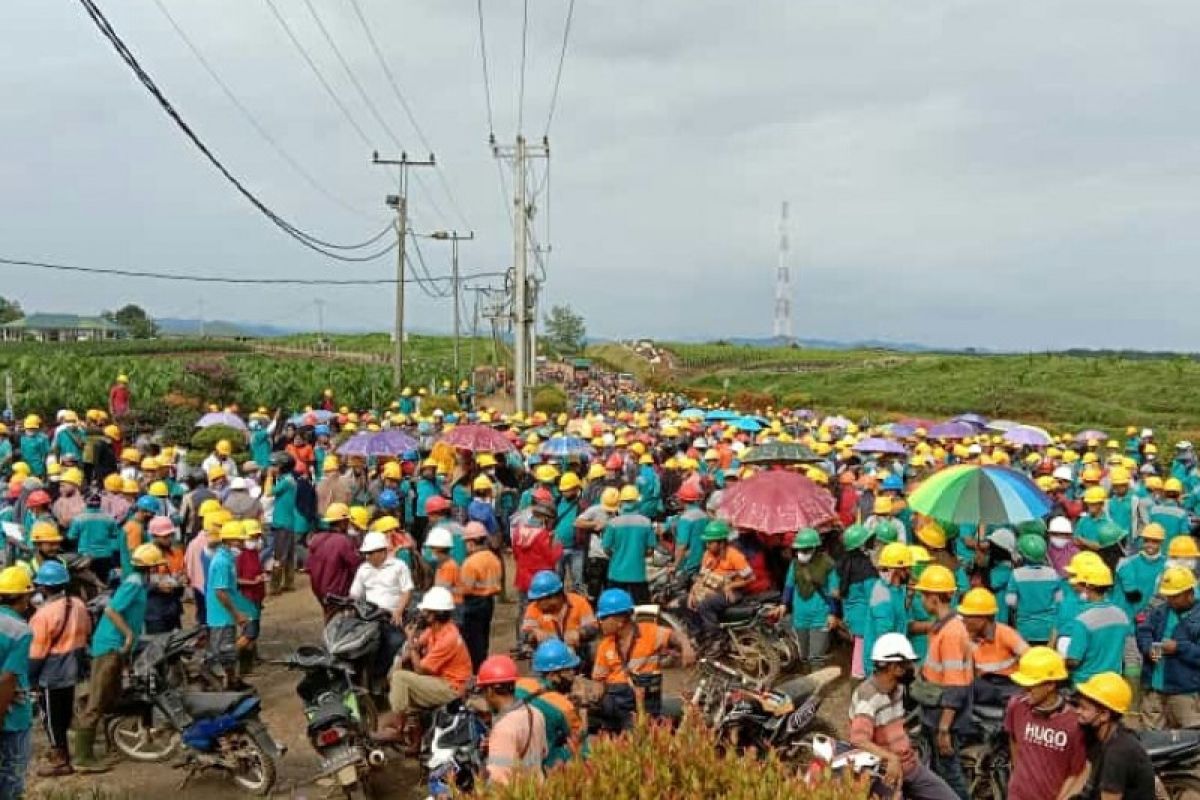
[230,545,243,556]
[795,551,814,564]
[1142,549,1162,561]
[1050,536,1070,549]
[246,540,261,551]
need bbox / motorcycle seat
[182,691,257,719]
[775,676,817,705]
[973,704,1005,722]
[1138,729,1200,760]
[719,602,759,623]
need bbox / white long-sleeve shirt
[349,559,414,612]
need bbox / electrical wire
[475,0,496,138]
[0,256,508,286]
[544,0,575,136]
[151,0,381,222]
[517,0,529,134]
[76,0,394,261]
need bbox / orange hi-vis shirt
[124,519,147,560]
[923,614,974,688]
[592,622,671,686]
[972,622,1029,677]
[521,593,596,639]
[460,550,502,597]
[418,622,473,693]
[700,546,753,579]
[435,559,463,604]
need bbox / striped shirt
[849,678,918,776]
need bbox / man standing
[1005,646,1090,800]
[1066,561,1131,685]
[458,523,502,670]
[1073,673,1156,800]
[601,485,656,604]
[0,567,35,797]
[205,521,255,690]
[863,542,913,677]
[306,503,363,612]
[1136,566,1200,728]
[267,454,299,593]
[108,374,131,419]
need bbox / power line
[151,0,381,222]
[544,0,576,135]
[0,255,507,286]
[517,0,530,134]
[75,0,393,261]
[474,0,496,138]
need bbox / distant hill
[155,318,293,338]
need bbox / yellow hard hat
[877,541,914,569]
[916,521,947,549]
[587,463,606,481]
[638,453,654,465]
[207,466,226,482]
[535,464,559,483]
[526,433,541,445]
[1081,466,1102,482]
[100,473,122,493]
[218,521,247,541]
[1165,477,1184,494]
[61,467,83,487]
[1077,561,1114,588]
[1159,566,1197,597]
[630,442,646,456]
[242,519,263,538]
[1065,550,1104,579]
[205,509,233,534]
[103,424,121,440]
[0,566,34,596]
[476,453,497,468]
[1145,443,1159,455]
[1010,646,1069,687]
[121,478,140,494]
[349,506,371,530]
[215,440,233,456]
[323,502,350,523]
[473,475,494,492]
[1083,486,1108,504]
[619,485,640,503]
[559,473,582,492]
[913,565,957,594]
[22,414,41,429]
[131,542,166,567]
[1062,451,1079,464]
[120,447,140,463]
[908,545,932,564]
[1140,522,1166,542]
[1108,467,1131,485]
[198,498,223,518]
[140,456,159,471]
[958,587,998,616]
[47,463,61,477]
[873,496,893,515]
[381,462,402,481]
[1076,672,1132,715]
[323,455,340,471]
[1145,476,1164,491]
[371,515,400,533]
[117,374,129,384]
[30,521,63,543]
[1168,536,1200,559]
[1081,453,1099,466]
[420,458,438,470]
[149,481,169,498]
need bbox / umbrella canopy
[539,436,595,459]
[952,413,989,428]
[985,419,1020,432]
[1075,429,1109,444]
[196,412,248,431]
[705,409,740,422]
[908,465,1052,525]
[371,428,420,453]
[287,409,337,426]
[680,408,707,419]
[729,417,764,432]
[439,424,516,453]
[720,470,837,535]
[336,430,420,458]
[739,441,822,465]
[1003,426,1053,447]
[853,437,907,456]
[822,415,852,430]
[927,421,976,440]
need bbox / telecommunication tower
[773,201,793,340]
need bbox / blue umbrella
[705,409,740,422]
[539,437,595,459]
[680,408,706,419]
[730,417,764,432]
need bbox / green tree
[0,297,24,324]
[543,304,586,355]
[103,304,158,339]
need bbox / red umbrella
[721,470,836,535]
[439,424,517,453]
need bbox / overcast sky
[2,0,1199,351]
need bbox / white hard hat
[731,441,746,453]
[694,437,709,450]
[418,586,455,612]
[871,632,917,663]
[425,526,454,549]
[229,477,248,491]
[1141,428,1154,439]
[967,443,983,455]
[1048,515,1073,535]
[987,527,1016,554]
[1052,466,1073,481]
[359,531,390,553]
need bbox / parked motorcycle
[711,663,842,761]
[906,701,1009,800]
[275,645,385,799]
[805,733,891,800]
[1141,728,1200,800]
[422,699,489,798]
[323,595,393,704]
[105,627,284,795]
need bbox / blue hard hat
[136,495,160,513]
[315,424,330,436]
[445,413,459,424]
[378,489,400,510]
[527,570,564,601]
[402,450,419,462]
[881,474,904,492]
[34,560,69,587]
[532,637,581,674]
[596,588,634,619]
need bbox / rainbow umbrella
[908,465,1052,525]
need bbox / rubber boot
[36,746,74,777]
[224,665,251,692]
[69,728,111,774]
[238,647,256,677]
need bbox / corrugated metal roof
[0,313,127,331]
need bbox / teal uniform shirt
[1149,501,1190,545]
[554,497,580,549]
[1065,599,1131,684]
[519,483,559,511]
[91,573,148,658]
[68,509,122,558]
[636,466,663,519]
[250,430,271,471]
[952,523,978,570]
[0,606,33,732]
[909,593,932,663]
[52,427,84,461]
[1004,564,1061,642]
[832,572,873,638]
[784,559,836,630]
[1074,515,1106,547]
[0,439,12,478]
[862,578,909,676]
[415,478,442,519]
[271,475,297,531]
[514,679,585,768]
[1106,494,1136,536]
[602,509,656,583]
[675,507,709,574]
[206,548,257,628]
[1056,579,1083,640]
[312,445,327,482]
[19,432,50,477]
[1115,552,1165,622]
[1150,610,1182,692]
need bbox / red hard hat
[605,454,623,471]
[532,487,554,506]
[424,496,450,515]
[476,655,519,687]
[677,483,701,502]
[26,489,51,507]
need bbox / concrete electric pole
[372,151,435,389]
[430,230,475,383]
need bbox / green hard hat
[1097,521,1128,549]
[1016,519,1047,539]
[793,528,821,549]
[702,519,731,542]
[842,523,873,551]
[1017,534,1047,563]
[874,521,899,545]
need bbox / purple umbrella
[1003,426,1053,447]
[928,421,976,440]
[1075,429,1108,444]
[337,430,419,458]
[195,412,248,431]
[952,413,989,429]
[853,437,908,456]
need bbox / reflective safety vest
[593,622,670,686]
[972,622,1027,677]
[923,614,973,688]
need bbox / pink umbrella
[720,470,837,535]
[438,424,516,453]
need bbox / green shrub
[424,394,462,413]
[472,711,868,799]
[532,386,568,414]
[189,424,248,467]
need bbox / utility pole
[314,298,326,341]
[493,134,549,414]
[430,230,475,383]
[373,151,435,389]
[198,297,206,338]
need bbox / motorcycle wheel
[727,629,780,684]
[225,733,277,796]
[771,628,801,675]
[106,715,180,762]
[354,689,380,734]
[1164,776,1200,800]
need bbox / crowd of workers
[0,385,1195,799]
